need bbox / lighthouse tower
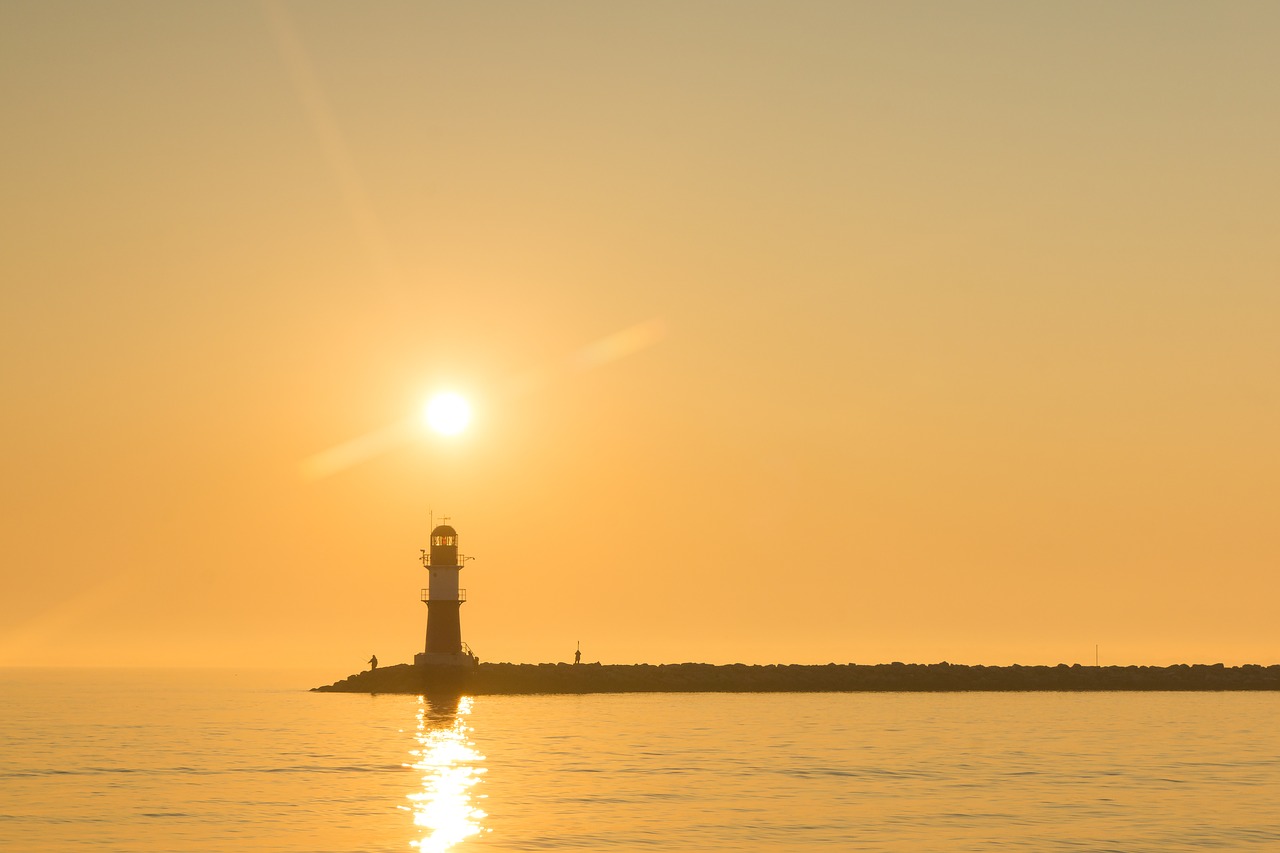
[414,523,476,668]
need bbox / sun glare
[424,392,471,436]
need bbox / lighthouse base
[415,651,476,668]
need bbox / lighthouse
[414,523,476,668]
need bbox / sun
[423,392,471,436]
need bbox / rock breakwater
[313,661,1280,694]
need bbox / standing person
[574,643,581,665]
[368,654,378,671]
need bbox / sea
[2,668,1278,852]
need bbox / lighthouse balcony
[421,588,466,603]
[419,551,470,567]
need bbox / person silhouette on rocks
[368,654,378,671]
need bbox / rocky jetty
[313,661,1280,694]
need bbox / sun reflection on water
[405,695,488,852]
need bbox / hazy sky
[3,1,1277,669]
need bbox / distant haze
[2,1,1277,668]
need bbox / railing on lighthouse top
[421,588,466,603]
[420,550,472,567]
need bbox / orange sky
[2,2,1277,669]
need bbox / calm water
[2,669,1278,851]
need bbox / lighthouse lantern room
[414,522,477,668]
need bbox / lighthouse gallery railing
[421,588,466,603]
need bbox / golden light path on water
[404,695,488,852]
